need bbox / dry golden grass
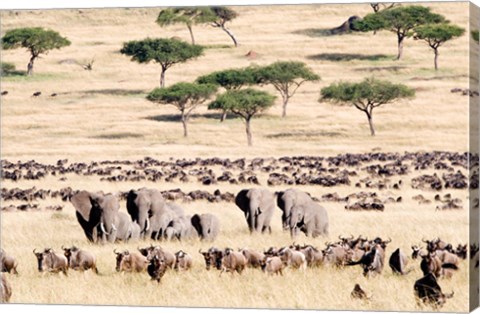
[0,2,477,313]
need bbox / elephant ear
[302,204,316,224]
[191,214,203,236]
[276,191,285,210]
[126,190,139,222]
[235,189,250,213]
[71,190,93,221]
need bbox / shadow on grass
[292,28,341,38]
[146,113,237,122]
[307,53,392,62]
[266,131,344,139]
[1,70,27,77]
[354,66,407,73]
[91,132,144,140]
[80,89,147,96]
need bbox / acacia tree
[208,88,275,146]
[320,78,415,136]
[413,24,465,70]
[255,61,320,117]
[1,27,71,75]
[355,6,446,60]
[196,67,257,121]
[147,82,217,137]
[204,6,239,47]
[120,38,203,87]
[156,8,210,45]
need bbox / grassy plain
[0,2,476,312]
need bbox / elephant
[126,188,166,238]
[191,213,220,241]
[71,190,120,243]
[276,189,329,238]
[71,190,138,243]
[115,212,141,242]
[165,215,198,241]
[235,188,275,233]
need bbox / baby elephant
[62,246,99,274]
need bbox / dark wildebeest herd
[1,151,478,308]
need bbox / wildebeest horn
[384,237,392,244]
[61,245,66,250]
[114,249,119,254]
[422,237,429,243]
[33,248,38,254]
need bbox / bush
[0,62,16,75]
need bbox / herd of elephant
[70,187,329,243]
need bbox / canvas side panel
[470,2,480,312]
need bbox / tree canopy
[147,82,217,137]
[320,78,415,136]
[120,38,203,87]
[156,8,211,44]
[255,61,320,117]
[203,6,239,47]
[413,23,465,70]
[208,88,276,145]
[355,6,446,59]
[196,67,257,90]
[1,27,71,75]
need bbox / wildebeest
[0,274,12,303]
[33,248,68,275]
[0,249,18,275]
[292,244,324,267]
[347,244,385,277]
[114,249,148,273]
[144,246,176,269]
[239,248,265,269]
[411,245,427,260]
[147,255,168,283]
[62,246,98,274]
[32,91,41,97]
[420,252,443,278]
[323,243,353,267]
[174,250,192,271]
[199,247,223,270]
[278,247,307,270]
[414,273,454,308]
[389,248,410,275]
[260,256,286,276]
[220,248,247,275]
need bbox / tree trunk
[245,117,253,146]
[187,25,195,45]
[434,48,439,70]
[160,67,166,87]
[282,94,289,118]
[27,55,36,76]
[181,112,188,137]
[221,26,238,47]
[220,109,227,122]
[366,111,375,136]
[396,33,404,60]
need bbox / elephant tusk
[111,224,117,232]
[100,222,109,235]
[145,218,150,232]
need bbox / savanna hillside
[0,2,478,313]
